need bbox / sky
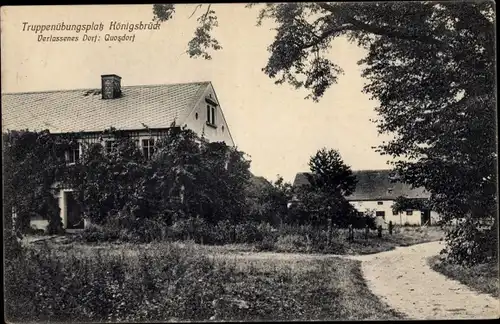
[1,4,393,183]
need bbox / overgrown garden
[3,126,380,249]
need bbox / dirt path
[349,241,499,319]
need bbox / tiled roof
[293,169,430,201]
[1,82,210,133]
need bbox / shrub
[275,234,308,252]
[79,223,121,243]
[170,217,219,244]
[211,220,235,244]
[254,235,276,251]
[234,222,264,244]
[443,218,497,265]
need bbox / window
[377,201,383,205]
[376,211,385,218]
[206,104,216,125]
[66,144,80,164]
[142,138,155,159]
[105,140,117,153]
[406,209,413,216]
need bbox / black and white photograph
[1,2,498,322]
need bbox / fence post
[377,225,382,238]
[389,221,393,235]
[364,224,369,240]
[348,224,354,242]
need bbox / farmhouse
[293,169,440,226]
[2,74,235,231]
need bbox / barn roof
[293,169,430,201]
[1,81,211,134]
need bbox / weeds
[76,219,444,255]
[428,255,499,298]
[4,240,401,322]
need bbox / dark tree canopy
[294,148,359,228]
[307,148,357,197]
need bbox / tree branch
[202,4,212,22]
[307,2,443,48]
[302,24,353,49]
[346,16,442,45]
[188,4,202,19]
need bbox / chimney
[101,74,122,99]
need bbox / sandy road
[349,241,499,319]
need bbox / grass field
[6,240,403,322]
[428,255,499,298]
[8,225,444,321]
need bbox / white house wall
[183,84,235,146]
[430,211,440,225]
[349,199,423,226]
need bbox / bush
[254,235,276,251]
[443,218,498,265]
[275,234,308,252]
[168,219,279,246]
[79,223,121,243]
[170,217,223,245]
[234,222,265,244]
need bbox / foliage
[68,126,251,241]
[153,4,221,60]
[392,196,430,214]
[3,126,251,242]
[308,148,357,196]
[441,218,497,265]
[153,2,497,264]
[292,148,359,228]
[246,175,294,226]
[2,130,79,236]
[68,129,148,226]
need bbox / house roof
[1,81,211,133]
[293,169,430,201]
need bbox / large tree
[153,2,497,263]
[296,148,358,228]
